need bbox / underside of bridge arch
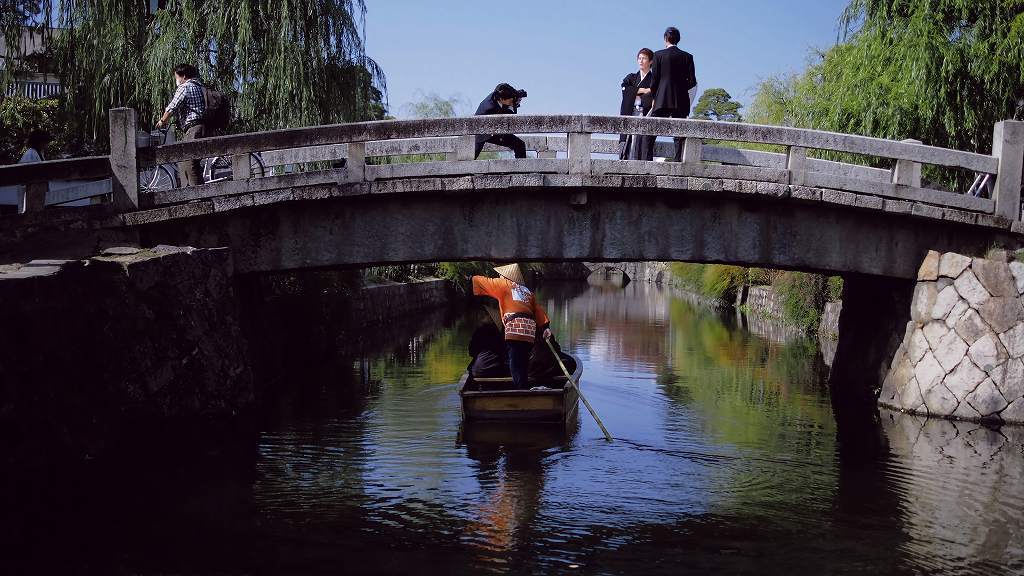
[137,186,1005,279]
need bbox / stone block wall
[348,279,454,330]
[0,246,254,461]
[880,251,1024,424]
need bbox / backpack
[202,85,231,131]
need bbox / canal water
[8,281,1024,574]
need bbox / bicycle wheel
[139,165,177,192]
[249,153,266,178]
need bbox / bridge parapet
[1,110,1023,233]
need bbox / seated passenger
[528,328,565,384]
[468,322,508,378]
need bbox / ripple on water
[244,283,1024,575]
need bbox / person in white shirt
[12,129,49,213]
[19,129,49,164]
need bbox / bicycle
[968,98,1024,198]
[139,126,268,192]
[139,127,179,192]
[203,151,267,183]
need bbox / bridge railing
[2,108,1023,226]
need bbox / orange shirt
[472,276,550,343]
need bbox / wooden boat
[459,352,582,424]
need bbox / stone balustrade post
[109,107,139,211]
[343,141,366,183]
[787,146,807,187]
[568,132,592,175]
[231,154,252,181]
[455,135,476,161]
[682,137,703,165]
[538,137,558,159]
[893,139,922,187]
[22,181,47,212]
[993,120,1024,221]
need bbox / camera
[515,89,527,99]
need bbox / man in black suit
[647,26,697,161]
[474,83,527,159]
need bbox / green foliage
[0,95,96,163]
[827,276,845,302]
[775,271,827,334]
[748,1,1024,189]
[692,88,743,122]
[3,0,386,147]
[436,261,493,293]
[363,264,442,284]
[669,262,746,302]
[747,267,783,286]
[403,91,465,119]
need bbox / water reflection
[7,281,1024,574]
[880,411,1024,573]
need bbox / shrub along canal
[6,281,1022,574]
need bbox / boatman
[472,263,552,390]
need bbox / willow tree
[2,0,386,145]
[747,1,1024,189]
[751,1,1024,154]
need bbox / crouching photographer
[473,83,528,159]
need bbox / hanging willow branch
[3,0,387,144]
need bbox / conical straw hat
[493,263,526,286]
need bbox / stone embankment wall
[880,251,1024,424]
[350,280,454,330]
[0,246,253,461]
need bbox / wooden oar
[546,338,612,442]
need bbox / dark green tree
[692,88,743,122]
[2,0,387,148]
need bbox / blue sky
[364,0,851,118]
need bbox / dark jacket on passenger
[469,323,508,378]
[649,45,697,115]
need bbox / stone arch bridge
[3,111,1024,415]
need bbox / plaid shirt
[165,78,206,128]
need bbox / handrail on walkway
[1,108,1022,223]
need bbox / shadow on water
[5,279,1023,574]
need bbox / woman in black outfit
[619,48,655,160]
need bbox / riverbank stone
[945,300,970,329]
[955,309,989,345]
[933,330,968,372]
[967,379,1008,417]
[954,270,991,309]
[944,358,986,402]
[932,285,960,320]
[940,253,971,278]
[918,250,940,281]
[881,251,1024,426]
[998,323,1024,358]
[1009,261,1024,294]
[969,333,1008,374]
[909,328,930,363]
[979,297,1023,334]
[912,283,938,323]
[973,259,1017,298]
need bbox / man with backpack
[155,63,229,187]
